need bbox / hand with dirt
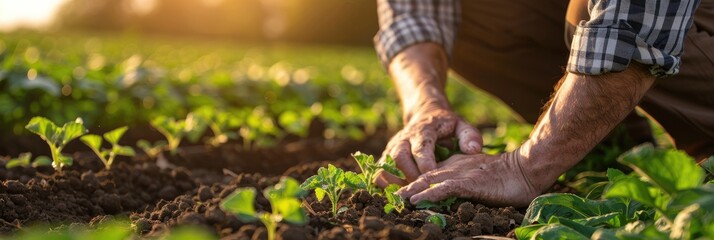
[374,43,483,186]
[396,151,546,208]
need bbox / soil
[0,131,525,239]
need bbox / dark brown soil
[1,132,523,239]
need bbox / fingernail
[468,141,481,151]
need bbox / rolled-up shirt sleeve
[374,0,460,68]
[567,0,701,77]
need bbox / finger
[435,119,457,137]
[389,140,420,182]
[456,120,483,154]
[409,179,462,204]
[397,169,458,199]
[375,170,407,188]
[409,130,438,174]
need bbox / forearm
[388,43,451,122]
[519,63,655,191]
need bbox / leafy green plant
[300,164,364,217]
[136,140,167,159]
[351,152,404,195]
[150,116,188,154]
[384,184,405,214]
[426,213,447,229]
[5,152,51,168]
[415,197,458,211]
[516,144,714,240]
[25,117,87,172]
[221,177,307,240]
[80,126,135,170]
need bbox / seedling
[221,177,307,240]
[193,108,241,147]
[5,152,51,168]
[136,140,167,159]
[384,184,405,214]
[300,164,365,217]
[426,213,447,229]
[416,197,457,211]
[80,126,135,170]
[352,152,405,195]
[150,116,187,154]
[25,117,87,172]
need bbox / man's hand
[373,43,483,186]
[397,151,544,207]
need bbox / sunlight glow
[0,0,68,31]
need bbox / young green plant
[150,116,187,154]
[384,184,405,214]
[352,152,405,195]
[5,152,51,168]
[300,164,365,217]
[221,177,307,240]
[136,140,167,159]
[25,117,87,172]
[80,126,135,170]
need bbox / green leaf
[300,175,322,190]
[515,224,546,240]
[314,188,326,202]
[25,116,58,142]
[344,171,367,190]
[31,156,52,168]
[115,146,135,156]
[618,144,704,194]
[522,193,629,225]
[434,145,451,162]
[531,223,589,240]
[415,197,457,211]
[607,168,626,182]
[382,155,405,179]
[604,175,659,210]
[383,184,404,213]
[6,152,32,168]
[59,121,87,146]
[55,154,73,168]
[81,134,103,151]
[220,188,257,222]
[103,126,128,145]
[702,156,714,176]
[265,177,306,201]
[184,112,209,143]
[273,198,307,225]
[550,216,598,237]
[384,204,395,214]
[426,213,447,229]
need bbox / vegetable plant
[5,152,51,168]
[384,184,405,214]
[351,151,404,195]
[516,144,714,240]
[300,164,365,217]
[80,126,135,170]
[221,177,307,240]
[25,117,87,172]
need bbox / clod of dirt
[277,224,311,240]
[198,185,213,202]
[472,212,494,234]
[5,180,26,194]
[359,215,386,231]
[420,223,444,240]
[456,202,475,222]
[98,193,122,214]
[388,224,421,240]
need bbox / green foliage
[5,152,51,168]
[383,184,405,214]
[151,116,188,154]
[415,197,457,211]
[300,164,364,217]
[80,126,135,170]
[25,116,87,172]
[426,213,447,229]
[137,140,167,159]
[516,144,714,240]
[351,152,404,195]
[221,177,307,240]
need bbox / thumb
[456,120,482,154]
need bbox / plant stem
[260,216,276,240]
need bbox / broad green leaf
[618,144,704,194]
[103,126,128,145]
[531,223,589,240]
[382,155,405,179]
[515,224,546,239]
[605,175,659,210]
[81,134,103,151]
[578,212,625,228]
[59,121,87,146]
[300,175,322,190]
[31,156,52,167]
[344,171,367,189]
[522,193,630,226]
[55,154,73,168]
[115,146,135,156]
[384,204,395,214]
[220,188,257,222]
[415,197,457,211]
[607,168,626,182]
[25,116,58,142]
[184,112,209,143]
[273,198,307,224]
[549,216,597,237]
[702,156,714,176]
[265,177,306,201]
[426,213,447,229]
[6,152,32,168]
[314,188,326,202]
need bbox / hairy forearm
[388,43,451,122]
[519,63,655,191]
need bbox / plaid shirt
[374,0,700,77]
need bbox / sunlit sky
[0,0,68,31]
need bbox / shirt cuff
[374,16,451,69]
[567,22,681,77]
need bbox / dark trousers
[450,0,714,159]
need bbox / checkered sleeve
[374,0,460,68]
[567,0,701,77]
